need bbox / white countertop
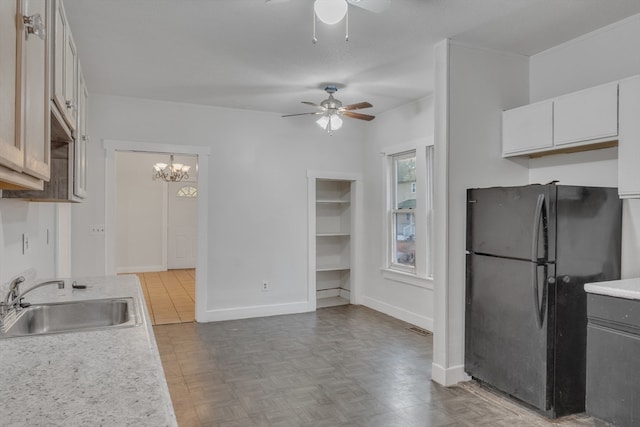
[584,277,640,300]
[0,275,177,426]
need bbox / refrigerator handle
[531,194,546,329]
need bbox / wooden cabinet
[3,0,89,201]
[0,0,49,190]
[315,179,352,308]
[554,82,618,146]
[19,0,51,181]
[0,0,23,172]
[502,100,553,156]
[503,81,619,158]
[618,75,640,199]
[51,0,76,131]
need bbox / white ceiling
[64,0,640,116]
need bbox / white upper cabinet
[503,81,620,158]
[0,0,24,172]
[51,0,76,131]
[553,82,618,146]
[502,100,553,156]
[20,0,51,182]
[0,0,49,190]
[618,75,640,199]
[74,64,88,199]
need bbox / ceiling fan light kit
[314,0,348,25]
[313,0,349,43]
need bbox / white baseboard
[116,265,166,274]
[198,301,312,322]
[361,296,433,331]
[431,363,471,386]
[316,289,339,299]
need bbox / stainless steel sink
[0,297,141,339]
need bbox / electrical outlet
[22,233,30,254]
[262,281,269,292]
[90,225,105,234]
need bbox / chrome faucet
[1,277,65,314]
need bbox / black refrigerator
[465,184,622,418]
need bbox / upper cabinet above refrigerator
[502,81,619,158]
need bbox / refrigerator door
[465,253,555,412]
[467,185,556,262]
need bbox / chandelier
[153,155,191,182]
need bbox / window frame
[390,150,417,273]
[382,139,434,286]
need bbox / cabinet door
[618,75,640,198]
[51,0,65,113]
[502,100,553,156]
[554,82,618,146]
[63,25,77,130]
[19,0,50,181]
[0,0,24,171]
[74,65,88,198]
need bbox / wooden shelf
[316,232,350,237]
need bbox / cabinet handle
[82,135,89,142]
[65,100,77,112]
[23,14,45,40]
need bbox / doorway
[104,139,210,324]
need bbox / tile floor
[135,269,195,325]
[153,305,609,427]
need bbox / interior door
[167,182,197,269]
[467,185,556,262]
[465,253,554,412]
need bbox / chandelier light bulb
[314,0,348,25]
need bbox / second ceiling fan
[282,86,375,135]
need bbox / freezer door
[467,185,556,262]
[465,254,555,412]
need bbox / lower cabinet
[586,294,640,427]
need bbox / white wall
[432,40,530,385]
[528,14,640,278]
[360,95,435,331]
[115,152,167,273]
[530,15,640,103]
[0,199,57,287]
[73,94,364,320]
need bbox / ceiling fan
[282,86,375,135]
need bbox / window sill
[380,268,434,290]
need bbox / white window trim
[381,138,434,284]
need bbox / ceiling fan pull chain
[345,6,349,41]
[312,8,318,44]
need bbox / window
[385,142,433,281]
[391,151,417,270]
[177,185,198,198]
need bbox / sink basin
[0,297,141,339]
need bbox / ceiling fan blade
[347,0,390,14]
[282,112,322,117]
[301,101,324,109]
[341,101,373,111]
[343,111,375,121]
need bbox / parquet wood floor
[134,269,195,325]
[153,305,608,427]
